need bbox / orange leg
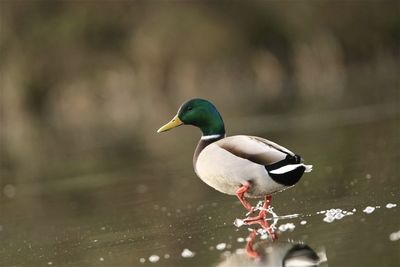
[245,229,260,258]
[235,182,254,212]
[243,195,277,240]
[244,195,272,222]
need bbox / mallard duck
[157,98,312,232]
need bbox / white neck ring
[201,134,223,140]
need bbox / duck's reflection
[216,231,327,267]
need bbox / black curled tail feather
[265,154,306,186]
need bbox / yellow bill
[157,115,183,133]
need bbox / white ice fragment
[216,243,226,251]
[363,206,375,214]
[181,248,195,258]
[386,203,397,209]
[389,230,400,241]
[164,254,170,259]
[322,207,354,222]
[257,228,267,235]
[139,258,146,263]
[99,257,104,261]
[278,223,296,232]
[323,216,335,223]
[260,233,269,240]
[237,237,245,243]
[149,255,160,263]
[47,262,53,265]
[233,218,245,227]
[300,220,307,225]
[335,213,344,220]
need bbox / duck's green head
[157,98,225,136]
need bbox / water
[1,107,399,267]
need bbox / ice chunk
[278,223,295,232]
[181,248,195,258]
[237,237,245,243]
[216,243,226,251]
[363,206,375,214]
[233,218,245,227]
[149,255,160,263]
[322,208,353,222]
[389,230,400,241]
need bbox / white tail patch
[304,164,313,173]
[269,164,313,174]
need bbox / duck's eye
[187,106,193,111]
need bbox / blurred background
[1,1,399,266]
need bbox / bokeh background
[1,1,399,267]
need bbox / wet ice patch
[389,230,400,241]
[278,223,295,232]
[386,203,397,209]
[363,206,375,214]
[300,220,307,225]
[139,258,146,263]
[181,248,195,258]
[216,243,226,250]
[236,237,245,243]
[322,208,353,223]
[149,255,160,263]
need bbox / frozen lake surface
[1,104,399,266]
